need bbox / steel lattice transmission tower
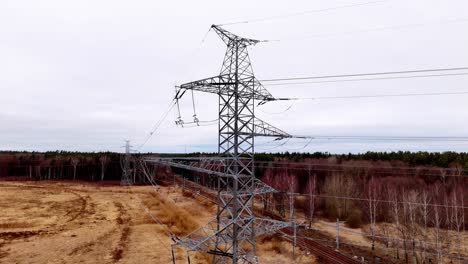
[147,25,301,263]
[121,140,133,186]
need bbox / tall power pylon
[147,25,302,263]
[121,140,133,186]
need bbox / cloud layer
[1,0,468,153]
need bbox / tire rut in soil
[64,191,89,222]
[111,201,131,263]
[68,229,116,256]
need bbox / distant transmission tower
[147,25,304,263]
[121,140,133,186]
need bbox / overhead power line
[137,100,176,151]
[254,161,468,172]
[264,72,468,86]
[218,0,386,26]
[323,135,468,141]
[251,165,468,178]
[283,135,468,141]
[280,91,468,101]
[271,17,468,42]
[260,67,468,82]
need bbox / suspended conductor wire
[252,164,468,177]
[275,91,468,101]
[270,17,468,42]
[259,138,292,150]
[260,67,468,82]
[261,161,468,171]
[182,121,218,128]
[183,119,219,124]
[217,0,386,26]
[304,136,468,142]
[137,100,177,151]
[257,101,296,115]
[256,139,280,147]
[263,72,468,86]
[286,137,314,150]
[201,27,212,43]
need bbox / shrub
[346,208,363,228]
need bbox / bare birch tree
[403,190,419,263]
[367,176,379,251]
[389,188,401,260]
[99,155,110,181]
[308,170,317,228]
[287,173,297,221]
[450,187,464,263]
[419,189,431,263]
[71,157,79,181]
[432,184,444,264]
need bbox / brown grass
[257,235,317,264]
[144,193,199,236]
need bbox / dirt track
[0,181,315,264]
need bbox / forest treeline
[2,150,468,181]
[254,151,468,168]
[2,150,466,168]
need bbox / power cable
[218,0,387,26]
[271,17,468,42]
[257,101,296,114]
[264,72,468,86]
[181,119,218,128]
[253,164,468,178]
[255,136,468,146]
[309,135,468,141]
[280,88,462,105]
[285,138,314,150]
[260,138,292,150]
[301,194,468,209]
[137,100,176,151]
[260,67,468,82]
[251,160,468,173]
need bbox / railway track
[282,228,360,264]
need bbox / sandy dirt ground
[0,181,316,264]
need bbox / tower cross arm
[252,118,291,139]
[211,24,260,46]
[176,75,275,102]
[176,74,231,99]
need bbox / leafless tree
[70,157,79,181]
[419,189,431,263]
[439,168,447,186]
[366,176,380,251]
[432,184,444,264]
[287,173,297,221]
[434,204,443,263]
[450,186,464,263]
[99,155,110,181]
[55,156,63,180]
[389,187,401,260]
[403,189,419,263]
[323,172,357,219]
[308,170,317,228]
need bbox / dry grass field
[0,181,316,264]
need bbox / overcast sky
[1,0,468,153]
